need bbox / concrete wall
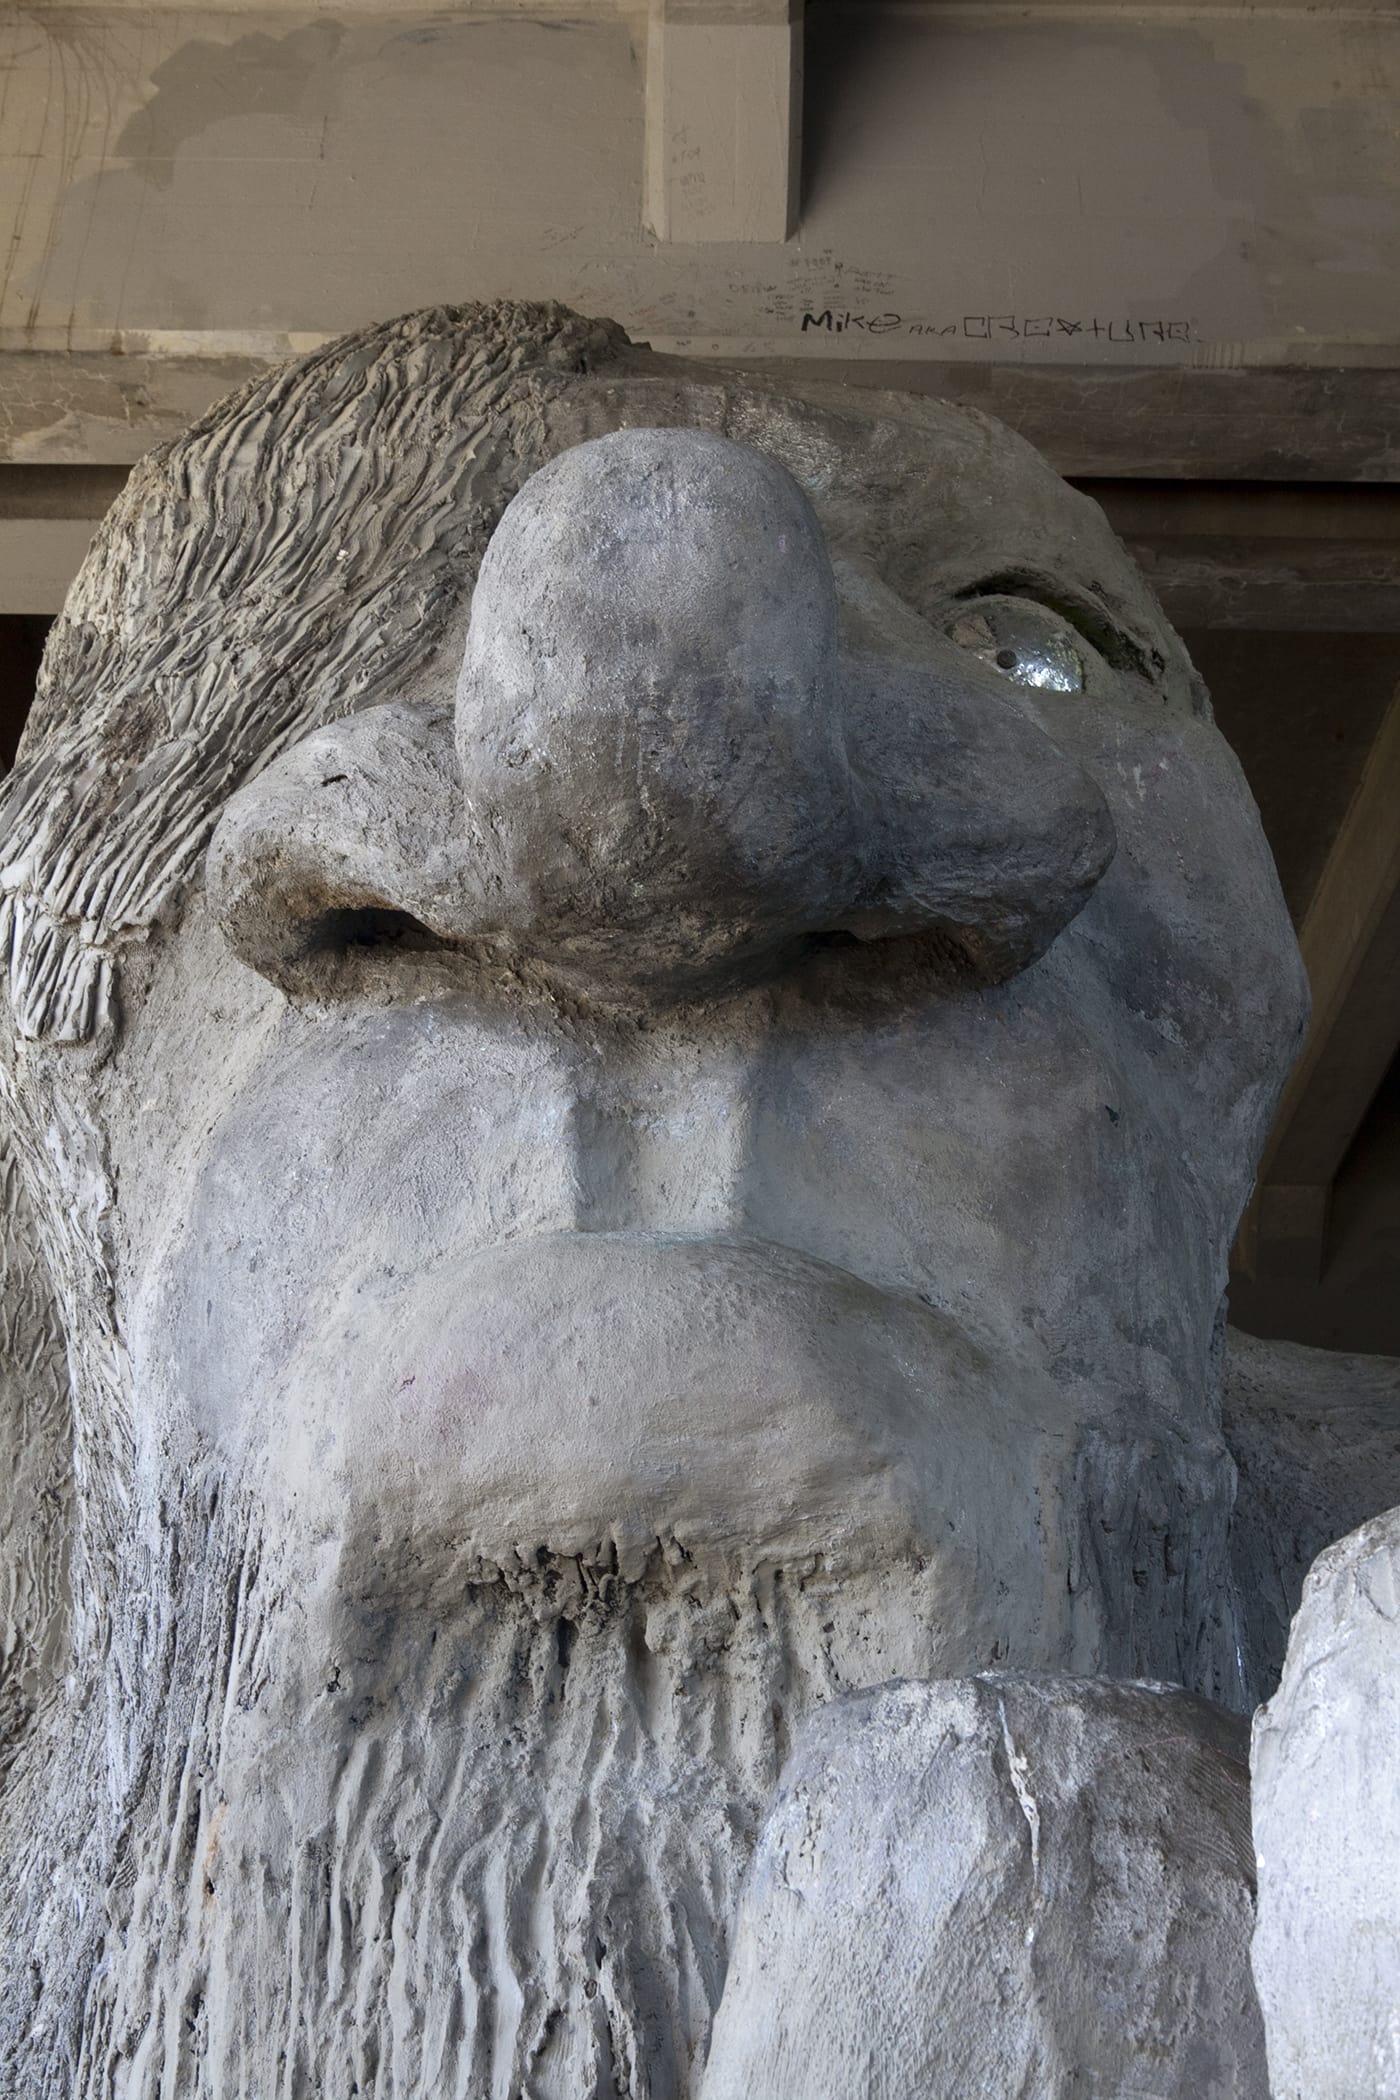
[2,1,1398,375]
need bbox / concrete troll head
[0,304,1305,2097]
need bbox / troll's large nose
[454,429,860,982]
[207,428,1115,1001]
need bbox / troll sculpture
[0,304,1370,2098]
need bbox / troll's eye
[947,603,1086,694]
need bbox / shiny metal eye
[948,606,1086,694]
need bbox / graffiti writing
[799,310,1195,345]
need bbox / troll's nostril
[327,906,448,954]
[207,700,479,998]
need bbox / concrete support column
[643,0,802,244]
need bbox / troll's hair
[0,303,625,1046]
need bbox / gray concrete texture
[1252,1503,1400,2100]
[703,1674,1267,2100]
[0,301,1375,2096]
[1224,1328,1400,1701]
[3,8,1400,372]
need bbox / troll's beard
[0,1397,1241,2100]
[24,1511,866,2100]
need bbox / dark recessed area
[0,616,51,772]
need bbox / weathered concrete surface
[12,352,1400,483]
[0,1124,70,1776]
[1224,1326,1400,1699]
[702,1674,1268,2100]
[5,6,1400,373]
[1252,1504,1400,2100]
[0,306,1309,2096]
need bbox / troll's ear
[0,1112,72,1780]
